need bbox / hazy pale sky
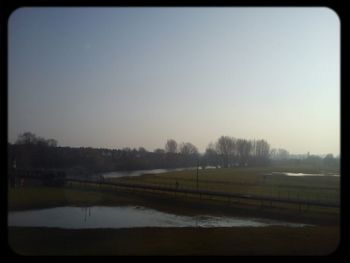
[8,7,340,155]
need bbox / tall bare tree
[236,139,252,166]
[215,136,236,168]
[15,132,38,145]
[204,142,220,168]
[165,139,178,153]
[179,142,198,156]
[254,139,270,165]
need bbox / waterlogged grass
[7,166,340,256]
[8,166,340,223]
[8,186,145,211]
[111,166,340,204]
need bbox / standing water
[8,206,308,229]
[271,172,339,177]
[100,168,196,179]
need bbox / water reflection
[101,168,197,179]
[271,172,339,177]
[102,169,339,179]
[81,207,92,222]
[8,206,308,229]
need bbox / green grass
[8,183,339,226]
[111,166,340,205]
[7,169,340,256]
[8,165,340,224]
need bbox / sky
[8,7,340,155]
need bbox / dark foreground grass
[8,225,339,255]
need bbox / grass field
[8,165,340,221]
[7,165,341,255]
[8,185,339,225]
[111,166,339,194]
[108,166,340,212]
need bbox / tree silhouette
[165,139,178,153]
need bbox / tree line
[8,132,201,175]
[202,136,271,168]
[8,132,339,176]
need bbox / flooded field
[270,172,340,177]
[101,168,196,179]
[8,206,308,229]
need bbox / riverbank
[8,225,339,255]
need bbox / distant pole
[196,159,199,191]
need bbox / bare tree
[138,147,147,154]
[15,132,58,147]
[254,139,270,165]
[154,148,165,154]
[15,132,38,145]
[270,148,277,159]
[323,153,336,167]
[179,142,198,156]
[215,136,236,168]
[165,139,178,153]
[236,139,252,166]
[204,142,220,168]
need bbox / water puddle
[271,172,339,177]
[101,168,196,179]
[8,206,308,229]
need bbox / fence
[10,169,340,210]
